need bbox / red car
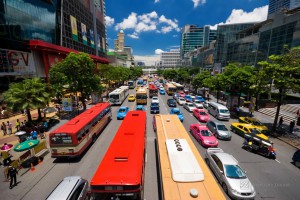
[189,124,218,148]
[193,109,210,122]
[179,91,186,98]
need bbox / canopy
[1,143,13,151]
[14,140,40,152]
[15,131,27,136]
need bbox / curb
[276,137,300,149]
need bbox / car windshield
[151,103,159,106]
[169,100,175,103]
[224,165,247,179]
[188,104,194,107]
[119,109,126,113]
[250,128,261,134]
[173,110,181,115]
[194,100,201,103]
[179,98,185,101]
[252,120,263,126]
[153,97,158,100]
[200,112,207,115]
[219,109,229,114]
[201,130,212,136]
[217,125,228,131]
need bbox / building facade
[114,30,124,51]
[161,49,181,68]
[0,0,108,91]
[268,0,300,18]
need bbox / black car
[292,149,300,168]
[150,102,160,114]
[167,99,177,107]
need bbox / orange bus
[136,86,147,105]
[153,114,226,200]
[164,83,176,95]
[91,111,147,199]
[49,103,112,158]
[149,83,158,98]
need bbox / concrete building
[161,49,181,68]
[268,0,300,18]
[114,30,124,51]
[0,0,108,91]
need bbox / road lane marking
[275,159,280,163]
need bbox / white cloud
[155,49,164,55]
[105,16,114,27]
[135,22,157,33]
[192,0,206,8]
[128,33,139,39]
[115,12,138,30]
[134,55,160,66]
[138,11,158,23]
[159,15,180,32]
[209,5,268,29]
[154,0,160,3]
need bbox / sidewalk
[209,95,300,149]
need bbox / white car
[183,102,196,112]
[177,97,186,105]
[193,99,203,109]
[205,148,256,199]
[151,96,159,104]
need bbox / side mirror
[213,127,216,130]
[244,170,247,174]
[220,170,224,174]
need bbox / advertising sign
[90,29,95,48]
[70,15,78,41]
[97,34,101,49]
[81,23,87,45]
[62,98,73,111]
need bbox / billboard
[81,23,87,45]
[90,29,94,48]
[62,98,73,111]
[70,15,78,41]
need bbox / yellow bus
[171,82,184,92]
[164,83,176,95]
[136,86,147,105]
[153,114,226,200]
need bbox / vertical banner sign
[97,34,101,49]
[62,98,73,111]
[102,37,105,52]
[81,23,87,45]
[90,29,95,48]
[70,15,78,41]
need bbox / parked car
[193,99,204,109]
[177,97,186,105]
[116,106,129,120]
[193,109,211,122]
[207,120,232,140]
[150,102,160,114]
[170,108,184,122]
[183,102,196,112]
[195,95,205,102]
[128,94,135,102]
[151,96,159,104]
[159,89,165,95]
[231,123,269,141]
[135,105,145,111]
[292,149,300,168]
[179,91,186,98]
[205,148,256,199]
[189,124,218,147]
[167,99,177,107]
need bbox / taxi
[231,123,269,141]
[238,117,268,133]
[128,94,136,102]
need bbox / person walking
[7,121,12,135]
[278,116,283,128]
[289,121,295,134]
[15,119,20,132]
[7,165,18,189]
[1,122,7,136]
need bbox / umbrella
[14,140,40,152]
[1,143,13,152]
[43,107,58,114]
[15,131,27,136]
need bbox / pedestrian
[236,106,240,117]
[278,116,283,128]
[7,121,12,135]
[7,165,18,189]
[20,122,25,131]
[289,120,295,134]
[15,119,20,132]
[31,129,38,140]
[1,122,7,136]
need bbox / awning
[224,92,247,97]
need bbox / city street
[1,90,300,200]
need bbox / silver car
[207,120,232,140]
[205,148,256,200]
[183,102,196,112]
[193,99,203,109]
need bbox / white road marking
[275,159,280,163]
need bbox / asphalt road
[2,90,300,200]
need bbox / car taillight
[68,149,74,153]
[52,149,57,154]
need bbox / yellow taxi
[238,117,268,133]
[128,94,136,102]
[231,123,269,141]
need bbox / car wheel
[222,182,228,194]
[295,161,300,168]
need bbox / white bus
[108,88,128,105]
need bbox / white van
[207,102,230,120]
[46,176,90,200]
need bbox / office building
[161,49,181,68]
[0,0,108,91]
[268,0,300,18]
[114,30,124,51]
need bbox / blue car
[184,95,193,102]
[159,89,165,95]
[292,149,300,168]
[195,95,205,102]
[170,108,184,122]
[117,106,129,120]
[135,105,145,111]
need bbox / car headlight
[231,189,241,195]
[204,140,210,144]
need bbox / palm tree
[3,78,50,122]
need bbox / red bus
[90,111,147,200]
[149,83,158,98]
[49,103,112,158]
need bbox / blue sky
[105,0,269,65]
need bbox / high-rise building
[180,25,216,59]
[161,49,181,68]
[0,0,108,90]
[268,0,300,18]
[114,30,124,51]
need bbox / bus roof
[91,111,146,187]
[109,88,124,95]
[50,103,110,135]
[136,87,147,93]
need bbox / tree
[203,73,228,102]
[49,52,101,110]
[258,46,300,131]
[3,78,50,122]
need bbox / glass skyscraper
[268,0,300,18]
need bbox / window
[70,182,86,200]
